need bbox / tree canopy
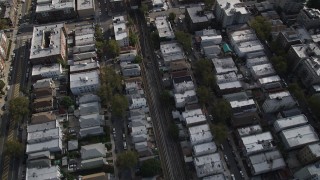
[271,55,287,75]
[168,12,176,22]
[308,95,320,120]
[250,16,272,41]
[150,31,160,50]
[194,59,215,88]
[9,97,29,123]
[160,90,174,108]
[111,94,128,117]
[140,159,162,177]
[288,83,306,102]
[133,55,143,63]
[60,96,74,108]
[116,150,138,169]
[307,0,320,10]
[196,86,210,106]
[0,80,5,93]
[175,31,192,52]
[168,123,179,142]
[4,139,24,157]
[107,40,120,58]
[0,19,9,30]
[212,99,232,123]
[210,123,228,144]
[139,4,148,14]
[129,31,139,46]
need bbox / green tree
[60,96,74,108]
[250,16,272,41]
[133,55,143,63]
[95,25,104,42]
[107,40,120,58]
[129,32,139,46]
[9,97,29,123]
[210,123,228,144]
[160,90,174,107]
[97,84,113,107]
[194,59,215,88]
[139,4,148,14]
[288,83,306,102]
[127,16,134,27]
[57,57,68,69]
[308,95,320,120]
[116,150,138,169]
[150,31,160,50]
[175,31,192,51]
[196,86,210,105]
[0,19,9,30]
[307,0,320,10]
[212,99,232,123]
[140,159,162,177]
[4,139,24,157]
[204,0,214,10]
[168,123,179,142]
[0,80,5,93]
[271,55,287,75]
[111,94,128,117]
[168,12,176,22]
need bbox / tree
[308,95,320,120]
[95,25,104,42]
[160,90,174,107]
[210,123,228,144]
[140,159,162,177]
[204,0,214,10]
[133,55,143,63]
[175,31,192,52]
[168,123,179,142]
[271,55,287,75]
[212,99,232,123]
[250,16,272,41]
[150,31,160,50]
[127,16,134,27]
[60,96,74,108]
[107,40,120,58]
[0,80,5,93]
[97,84,113,107]
[4,139,24,157]
[168,12,176,22]
[111,94,128,117]
[57,57,68,69]
[129,32,139,46]
[194,59,215,88]
[0,19,9,30]
[139,4,148,14]
[116,150,138,169]
[288,83,306,102]
[9,97,29,123]
[307,0,320,10]
[196,86,210,105]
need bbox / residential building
[160,42,185,65]
[279,124,319,150]
[229,99,257,116]
[214,0,250,28]
[26,166,62,180]
[33,78,55,89]
[68,140,78,151]
[120,63,141,77]
[128,97,146,110]
[254,1,273,12]
[203,174,226,180]
[108,0,125,13]
[78,102,101,116]
[77,93,100,105]
[27,150,51,161]
[26,138,62,154]
[258,75,281,89]
[250,63,276,80]
[229,29,257,45]
[216,72,238,84]
[193,142,217,156]
[261,10,280,20]
[118,49,137,63]
[70,61,99,74]
[240,132,275,155]
[169,60,189,72]
[31,111,56,124]
[297,8,320,30]
[262,91,296,113]
[74,25,95,46]
[113,16,129,47]
[152,0,164,8]
[79,126,104,138]
[269,19,287,39]
[79,113,104,128]
[287,43,320,71]
[29,24,67,65]
[246,56,269,68]
[33,86,56,99]
[35,0,77,23]
[77,0,95,18]
[188,124,213,146]
[273,114,309,133]
[201,35,222,47]
[70,70,100,95]
[155,16,175,39]
[27,127,62,144]
[27,158,51,168]
[181,108,207,127]
[174,89,198,108]
[234,40,264,58]
[296,57,320,87]
[33,97,55,112]
[185,6,214,32]
[173,75,194,93]
[0,31,8,71]
[80,172,110,180]
[212,57,238,74]
[237,125,263,138]
[298,143,320,165]
[277,29,302,51]
[217,80,242,95]
[31,63,62,80]
[27,120,59,133]
[81,143,107,169]
[73,51,97,62]
[294,161,320,180]
[247,150,286,175]
[194,153,223,178]
[276,0,306,14]
[202,45,221,58]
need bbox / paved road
[134,11,187,180]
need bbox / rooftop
[217,80,242,90]
[186,6,214,23]
[160,42,185,62]
[174,89,197,105]
[290,43,320,59]
[230,29,257,44]
[248,150,286,175]
[306,143,320,158]
[303,8,320,19]
[30,23,65,60]
[241,131,274,155]
[237,125,263,137]
[32,63,61,76]
[305,57,320,76]
[194,153,223,178]
[216,71,237,83]
[70,70,100,89]
[27,127,61,143]
[26,166,61,180]
[274,114,309,132]
[216,0,249,16]
[36,0,75,13]
[81,143,106,160]
[78,93,100,105]
[193,142,217,155]
[268,91,291,99]
[155,16,175,38]
[188,124,213,145]
[258,75,281,85]
[27,121,58,133]
[212,57,237,74]
[26,138,62,154]
[281,29,302,42]
[236,40,264,54]
[185,114,207,126]
[77,0,94,10]
[78,102,101,116]
[113,16,128,41]
[280,124,319,149]
[31,111,56,124]
[251,63,276,77]
[294,161,320,179]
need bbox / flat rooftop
[113,16,128,41]
[307,143,320,157]
[241,131,274,154]
[268,91,291,99]
[216,0,249,16]
[237,125,263,137]
[216,72,237,83]
[155,16,174,38]
[193,142,217,155]
[26,138,62,154]
[36,0,75,12]
[32,63,61,76]
[217,80,242,90]
[280,124,319,149]
[27,121,58,133]
[26,166,61,180]
[185,114,207,126]
[251,63,276,77]
[274,114,309,132]
[194,153,223,178]
[237,40,264,54]
[77,0,94,10]
[258,75,281,85]
[27,127,61,143]
[230,29,257,43]
[186,6,214,23]
[188,124,213,144]
[160,42,185,62]
[212,57,237,74]
[70,70,100,89]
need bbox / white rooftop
[212,57,238,74]
[26,138,62,154]
[237,40,264,54]
[241,132,274,155]
[248,150,286,175]
[155,16,175,38]
[230,29,257,43]
[193,142,217,155]
[70,70,100,89]
[185,114,207,126]
[70,61,99,73]
[186,6,214,23]
[217,80,242,90]
[182,108,203,120]
[27,121,58,133]
[251,63,276,78]
[230,99,255,109]
[78,93,100,104]
[77,0,94,10]
[305,57,320,76]
[274,114,309,132]
[194,153,223,178]
[36,0,75,12]
[174,89,197,104]
[26,166,61,180]
[237,125,263,137]
[306,143,320,158]
[216,0,249,16]
[216,71,237,83]
[32,63,61,76]
[30,23,65,60]
[113,16,128,41]
[268,91,291,99]
[290,43,320,59]
[188,124,213,145]
[258,75,281,85]
[280,124,320,149]
[160,42,185,63]
[27,127,61,143]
